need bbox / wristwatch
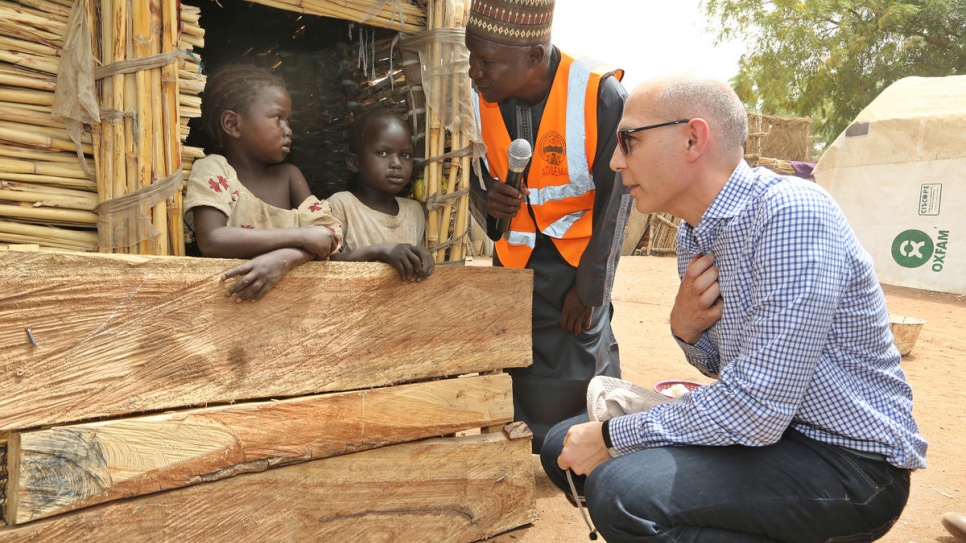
[601,419,619,458]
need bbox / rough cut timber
[0,431,536,543]
[0,251,533,431]
[6,373,513,524]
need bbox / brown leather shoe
[943,512,966,542]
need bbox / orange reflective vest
[475,51,623,268]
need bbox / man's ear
[346,152,359,173]
[684,118,711,161]
[526,44,547,68]
[221,110,242,139]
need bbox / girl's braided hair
[200,64,288,150]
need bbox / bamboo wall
[0,0,478,262]
[0,0,203,255]
[89,0,206,256]
[0,0,97,251]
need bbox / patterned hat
[466,0,555,46]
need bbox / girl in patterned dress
[184,65,343,302]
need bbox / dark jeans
[540,415,911,543]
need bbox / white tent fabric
[814,75,966,295]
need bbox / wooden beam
[7,374,514,524]
[0,432,536,543]
[621,207,650,256]
[0,251,533,431]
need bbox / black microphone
[495,138,533,236]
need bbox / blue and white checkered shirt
[609,161,927,469]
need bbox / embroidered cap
[466,0,555,46]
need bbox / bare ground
[473,254,966,543]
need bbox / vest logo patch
[538,131,568,178]
[538,131,566,165]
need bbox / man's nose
[467,58,483,79]
[609,144,626,172]
[389,153,402,168]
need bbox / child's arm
[222,247,314,302]
[195,209,337,302]
[331,243,435,281]
[193,206,338,259]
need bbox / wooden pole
[147,0,168,255]
[424,0,443,254]
[162,0,184,256]
[132,0,154,254]
[111,0,129,253]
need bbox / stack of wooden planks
[0,250,536,542]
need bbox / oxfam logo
[891,230,934,268]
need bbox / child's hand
[385,244,435,281]
[301,226,338,259]
[223,250,299,302]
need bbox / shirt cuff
[606,413,643,456]
[674,333,719,376]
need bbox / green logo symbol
[891,230,934,268]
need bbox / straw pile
[0,0,98,252]
[744,112,812,167]
[757,157,797,176]
[0,0,205,255]
[179,4,206,185]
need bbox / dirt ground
[472,254,966,543]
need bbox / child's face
[353,118,414,196]
[237,85,293,165]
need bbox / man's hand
[561,286,594,335]
[557,421,611,476]
[670,253,724,344]
[486,179,528,219]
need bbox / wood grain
[0,432,536,543]
[8,374,513,523]
[0,251,532,431]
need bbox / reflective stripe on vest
[505,230,536,249]
[474,51,621,268]
[543,210,587,238]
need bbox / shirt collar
[680,160,756,254]
[701,160,757,222]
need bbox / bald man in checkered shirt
[542,75,927,543]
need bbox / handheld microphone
[495,138,533,235]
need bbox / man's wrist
[601,418,613,449]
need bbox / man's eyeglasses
[617,119,691,155]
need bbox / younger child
[329,110,434,281]
[185,64,342,302]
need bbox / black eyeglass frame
[617,119,691,155]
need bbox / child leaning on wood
[328,110,434,281]
[184,64,342,302]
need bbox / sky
[550,0,747,92]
